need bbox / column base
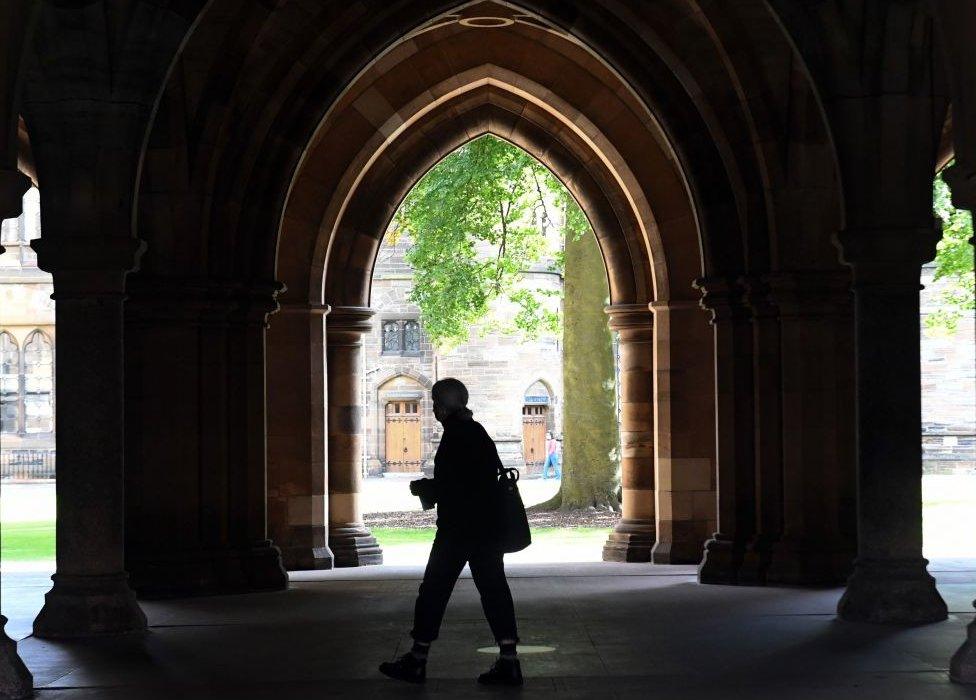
[127,541,288,598]
[698,535,745,585]
[650,540,704,565]
[0,617,32,700]
[764,536,855,586]
[33,573,147,639]
[329,524,383,567]
[602,519,654,562]
[280,545,334,572]
[276,525,334,571]
[950,611,976,683]
[736,535,776,585]
[837,558,947,624]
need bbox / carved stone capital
[943,163,976,220]
[762,271,853,319]
[693,276,749,324]
[834,224,942,289]
[31,235,146,297]
[605,303,653,341]
[126,277,284,327]
[0,169,31,220]
[327,306,375,343]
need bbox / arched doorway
[521,380,554,477]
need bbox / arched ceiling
[135,0,843,301]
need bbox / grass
[371,526,611,547]
[1,520,55,561]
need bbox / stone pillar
[695,278,755,584]
[763,272,857,586]
[123,280,288,596]
[267,302,333,570]
[736,277,783,584]
[935,2,976,669]
[326,307,382,567]
[30,234,147,637]
[602,304,655,562]
[0,168,35,696]
[835,227,947,624]
[648,300,716,564]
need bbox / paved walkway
[4,560,976,698]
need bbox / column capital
[761,271,852,319]
[0,168,31,220]
[126,276,284,326]
[834,224,941,288]
[604,303,653,338]
[277,301,331,316]
[31,235,146,298]
[943,163,976,218]
[693,276,749,324]
[327,306,375,341]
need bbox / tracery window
[23,331,54,433]
[403,320,421,353]
[381,319,423,355]
[0,333,19,434]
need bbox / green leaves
[390,135,589,349]
[927,172,975,335]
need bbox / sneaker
[478,657,523,686]
[379,653,427,684]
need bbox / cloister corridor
[1,561,975,698]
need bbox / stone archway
[268,8,722,568]
[114,0,857,593]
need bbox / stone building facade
[0,187,55,479]
[920,262,976,474]
[362,234,563,476]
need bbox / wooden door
[521,405,547,466]
[385,401,422,472]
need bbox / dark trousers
[410,534,518,644]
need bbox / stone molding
[761,271,853,320]
[835,224,943,288]
[126,278,284,326]
[0,168,30,220]
[326,306,375,342]
[605,303,653,344]
[276,301,331,316]
[694,277,750,323]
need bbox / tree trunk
[537,229,619,510]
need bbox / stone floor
[3,560,976,698]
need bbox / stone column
[30,234,147,637]
[934,2,976,670]
[695,278,756,584]
[267,302,333,570]
[835,227,947,623]
[326,307,382,567]
[0,167,35,696]
[736,276,783,584]
[763,272,857,586]
[602,304,655,562]
[648,300,716,564]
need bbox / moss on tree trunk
[536,229,620,511]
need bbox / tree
[390,134,563,349]
[536,225,620,511]
[928,171,975,334]
[390,134,620,510]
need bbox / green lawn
[1,521,55,561]
[371,527,611,547]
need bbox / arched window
[382,321,402,353]
[0,332,20,433]
[23,331,53,434]
[403,320,421,353]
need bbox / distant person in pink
[542,431,561,479]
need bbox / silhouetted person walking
[380,378,522,686]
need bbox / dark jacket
[418,409,502,542]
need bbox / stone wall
[920,262,976,474]
[0,187,55,453]
[362,235,563,476]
